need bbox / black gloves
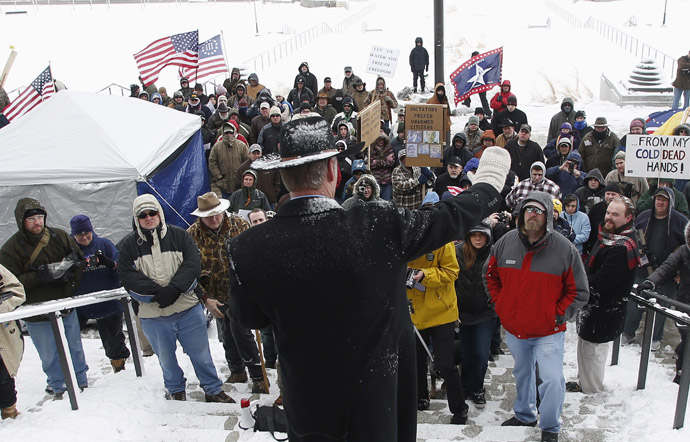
[36,264,73,284]
[94,250,117,269]
[421,167,433,178]
[152,286,181,309]
[635,280,654,296]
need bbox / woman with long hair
[455,223,496,408]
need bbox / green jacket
[0,198,83,321]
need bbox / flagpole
[0,46,18,88]
[220,30,231,79]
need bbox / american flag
[178,35,227,83]
[134,30,199,87]
[2,66,55,122]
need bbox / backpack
[253,405,288,441]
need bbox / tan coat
[0,264,26,377]
[364,77,398,122]
[208,127,250,196]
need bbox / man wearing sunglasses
[117,194,233,403]
[485,191,589,442]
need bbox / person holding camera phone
[70,215,131,374]
[546,147,586,197]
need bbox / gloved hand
[36,265,58,284]
[384,96,394,105]
[420,167,433,178]
[239,98,247,107]
[94,251,117,269]
[418,175,429,184]
[496,96,503,105]
[635,280,655,296]
[151,286,181,309]
[472,146,511,193]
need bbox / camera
[568,161,575,173]
[497,212,509,223]
[405,269,419,289]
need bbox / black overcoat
[227,183,500,442]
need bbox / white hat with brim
[191,192,230,217]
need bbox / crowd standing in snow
[1,46,690,442]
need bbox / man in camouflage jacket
[187,192,267,393]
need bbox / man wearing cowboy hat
[579,116,620,176]
[226,116,512,441]
[187,192,267,393]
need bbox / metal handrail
[0,288,144,411]
[610,289,690,429]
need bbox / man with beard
[579,117,619,176]
[583,182,621,254]
[435,157,465,196]
[486,191,589,442]
[569,197,640,394]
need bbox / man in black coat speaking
[226,116,510,441]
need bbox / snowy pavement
[1,318,687,441]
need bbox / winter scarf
[588,221,641,271]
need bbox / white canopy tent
[0,90,201,244]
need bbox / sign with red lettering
[625,135,690,179]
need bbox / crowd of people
[0,50,689,442]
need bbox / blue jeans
[25,310,89,394]
[142,303,223,395]
[379,182,392,201]
[459,317,496,394]
[505,331,565,433]
[672,87,690,110]
[623,275,676,341]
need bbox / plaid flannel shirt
[392,165,425,210]
[505,177,561,209]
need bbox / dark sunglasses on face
[525,207,544,215]
[138,211,159,219]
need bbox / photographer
[546,150,586,197]
[342,174,382,209]
[0,198,87,398]
[70,215,131,373]
[407,241,467,424]
[0,265,26,419]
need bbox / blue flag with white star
[450,48,503,105]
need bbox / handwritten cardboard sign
[366,46,400,78]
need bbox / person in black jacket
[637,220,690,384]
[409,37,429,93]
[492,95,528,135]
[572,197,640,393]
[226,116,511,442]
[505,124,544,181]
[455,223,496,409]
[293,61,318,96]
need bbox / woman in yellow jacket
[407,241,468,424]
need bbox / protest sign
[366,46,400,78]
[625,135,690,180]
[404,104,446,168]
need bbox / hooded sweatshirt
[341,174,383,209]
[116,194,202,319]
[547,97,576,141]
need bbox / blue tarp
[137,131,210,228]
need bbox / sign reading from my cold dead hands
[625,135,690,180]
[405,104,446,168]
[366,46,400,78]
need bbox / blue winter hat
[70,214,93,235]
[465,157,480,172]
[422,191,440,206]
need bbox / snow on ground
[0,0,689,440]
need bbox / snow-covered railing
[0,288,144,411]
[626,289,690,430]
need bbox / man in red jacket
[485,191,589,442]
